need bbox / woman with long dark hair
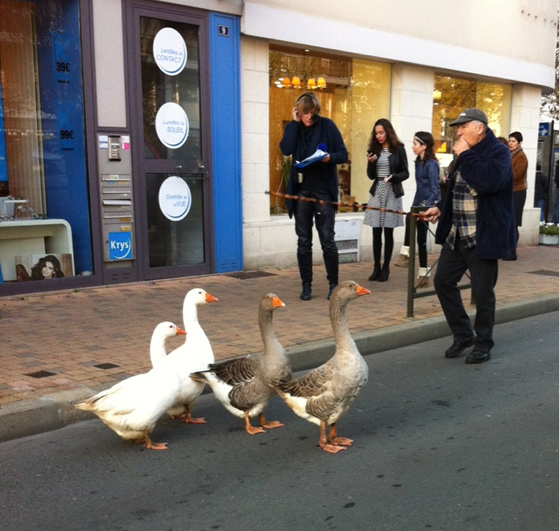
[363,118,409,282]
[394,131,441,287]
[31,255,65,280]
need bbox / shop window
[269,47,390,214]
[432,74,511,173]
[0,0,92,284]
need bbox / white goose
[153,288,218,423]
[191,293,291,435]
[75,322,186,450]
[275,281,371,454]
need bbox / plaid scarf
[446,171,478,249]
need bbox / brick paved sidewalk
[1,244,558,406]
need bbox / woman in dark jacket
[394,131,441,287]
[363,118,409,282]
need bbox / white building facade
[239,0,556,269]
[0,0,555,295]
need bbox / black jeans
[433,242,498,352]
[294,192,338,285]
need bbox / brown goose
[274,280,371,453]
[190,293,291,434]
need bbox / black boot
[377,264,390,282]
[327,283,337,300]
[300,283,312,301]
[323,251,339,287]
[368,264,381,281]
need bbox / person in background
[280,91,348,301]
[393,131,441,287]
[505,131,527,260]
[422,108,516,364]
[363,118,409,282]
[534,164,548,223]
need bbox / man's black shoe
[444,336,475,358]
[465,349,491,364]
[327,283,337,300]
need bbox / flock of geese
[75,280,371,454]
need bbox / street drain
[529,270,559,277]
[225,271,277,280]
[26,370,56,379]
[94,363,120,370]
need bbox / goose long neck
[150,332,167,366]
[259,309,280,355]
[330,299,353,352]
[183,303,200,330]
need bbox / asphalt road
[1,312,558,531]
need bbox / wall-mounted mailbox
[97,134,135,262]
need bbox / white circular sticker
[153,27,187,76]
[155,102,189,149]
[158,176,192,222]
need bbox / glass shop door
[129,4,212,280]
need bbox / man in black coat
[423,108,515,364]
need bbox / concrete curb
[2,294,559,443]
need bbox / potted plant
[539,222,559,245]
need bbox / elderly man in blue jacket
[423,108,516,364]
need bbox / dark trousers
[403,217,428,268]
[433,242,498,352]
[294,193,338,285]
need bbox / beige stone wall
[244,0,557,67]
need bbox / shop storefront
[268,48,515,213]
[0,0,243,295]
[0,0,555,294]
[0,0,93,286]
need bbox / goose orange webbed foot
[318,422,347,453]
[183,414,207,424]
[245,412,266,435]
[259,413,284,430]
[327,425,353,446]
[142,437,168,451]
[319,441,347,454]
[246,425,266,435]
[328,436,353,446]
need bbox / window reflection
[432,74,511,173]
[269,47,391,213]
[0,0,92,282]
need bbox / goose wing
[276,362,335,398]
[209,356,261,386]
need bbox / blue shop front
[0,0,242,295]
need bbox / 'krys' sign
[108,232,133,260]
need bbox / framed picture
[15,254,73,281]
